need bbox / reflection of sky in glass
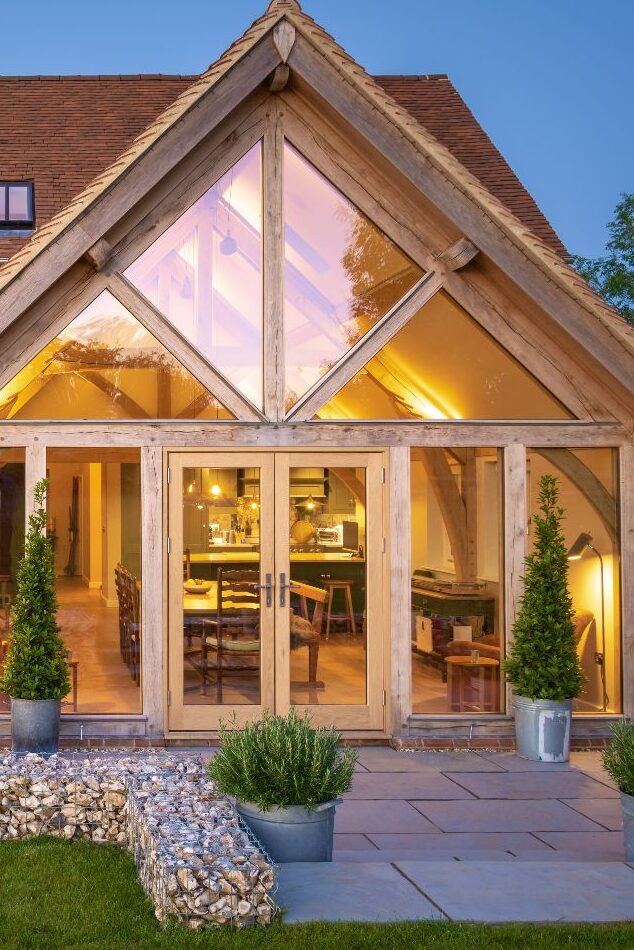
[8,185,30,221]
[283,142,423,411]
[125,143,263,409]
[0,290,232,420]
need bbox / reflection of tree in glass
[340,209,421,347]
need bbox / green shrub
[208,708,357,811]
[0,479,70,701]
[503,474,584,702]
[602,720,634,797]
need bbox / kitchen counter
[189,552,365,563]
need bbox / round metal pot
[11,698,61,754]
[237,798,341,862]
[621,791,634,863]
[512,695,572,763]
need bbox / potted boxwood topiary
[208,708,357,862]
[0,479,70,754]
[503,474,584,762]
[602,720,634,862]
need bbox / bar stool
[324,579,356,639]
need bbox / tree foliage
[503,474,584,701]
[572,193,634,326]
[0,479,70,701]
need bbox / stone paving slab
[561,798,624,831]
[347,772,474,800]
[395,861,634,921]
[364,831,553,853]
[357,749,504,773]
[335,799,439,834]
[449,770,618,800]
[533,830,625,859]
[411,799,605,833]
[277,862,444,922]
[476,753,576,772]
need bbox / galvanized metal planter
[237,799,341,862]
[11,698,61,754]
[621,791,634,863]
[512,695,572,763]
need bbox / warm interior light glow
[210,483,222,498]
[303,494,317,511]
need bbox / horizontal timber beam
[0,421,626,448]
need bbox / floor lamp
[567,532,608,712]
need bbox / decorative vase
[512,695,572,763]
[11,698,61,754]
[621,791,634,863]
[237,799,341,862]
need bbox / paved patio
[276,748,634,923]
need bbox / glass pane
[0,290,234,420]
[284,143,423,411]
[410,448,502,714]
[0,185,6,222]
[317,291,572,420]
[46,447,142,714]
[288,466,367,705]
[8,185,30,221]
[125,143,263,409]
[182,467,261,705]
[527,448,621,713]
[0,449,26,713]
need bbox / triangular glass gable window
[0,291,234,420]
[125,142,263,409]
[315,291,573,420]
[284,142,424,412]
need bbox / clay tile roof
[0,74,566,264]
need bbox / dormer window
[0,182,35,230]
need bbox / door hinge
[167,466,171,484]
[381,467,386,484]
[167,537,171,554]
[382,689,387,707]
[382,537,387,554]
[167,690,172,707]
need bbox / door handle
[257,573,274,609]
[279,573,300,608]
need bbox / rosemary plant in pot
[503,475,584,762]
[0,479,70,754]
[602,720,634,862]
[208,709,356,862]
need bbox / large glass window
[527,449,621,714]
[0,291,233,420]
[284,142,423,411]
[0,449,25,714]
[316,291,571,420]
[47,448,142,714]
[410,448,503,714]
[126,142,263,409]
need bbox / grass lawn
[0,838,632,950]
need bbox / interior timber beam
[438,237,479,271]
[535,447,617,539]
[412,447,472,581]
[286,270,444,421]
[107,273,265,422]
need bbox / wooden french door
[167,451,384,732]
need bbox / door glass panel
[316,291,572,420]
[125,142,263,409]
[284,142,424,411]
[288,466,367,705]
[0,291,234,420]
[182,466,261,705]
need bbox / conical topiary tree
[0,479,70,701]
[503,474,584,702]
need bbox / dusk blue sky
[5,0,632,258]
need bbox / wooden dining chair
[201,569,261,702]
[289,581,328,689]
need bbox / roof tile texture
[0,73,566,262]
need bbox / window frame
[0,181,35,230]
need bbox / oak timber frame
[0,45,632,739]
